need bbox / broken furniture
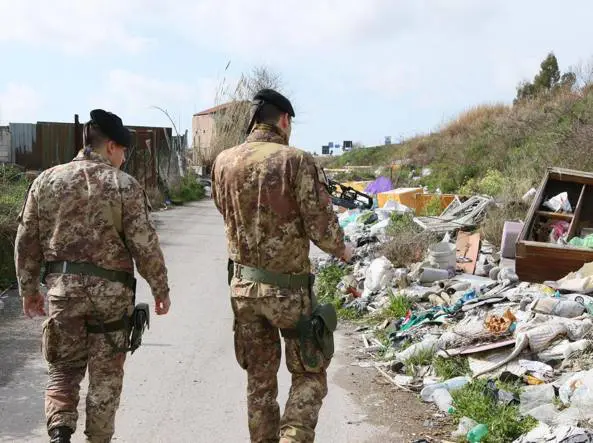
[516,167,593,283]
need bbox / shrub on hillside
[459,169,505,197]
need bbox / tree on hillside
[515,52,576,103]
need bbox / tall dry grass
[441,103,510,138]
[194,66,284,171]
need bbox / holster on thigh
[42,318,68,364]
[281,302,337,373]
[233,320,249,370]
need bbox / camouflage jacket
[14,150,170,300]
[212,123,345,275]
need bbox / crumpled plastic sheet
[512,423,593,443]
[538,339,591,363]
[516,314,593,342]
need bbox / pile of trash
[313,196,593,443]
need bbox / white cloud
[0,0,496,58]
[0,0,152,54]
[0,83,43,124]
[4,0,593,147]
[168,0,497,61]
[87,69,219,130]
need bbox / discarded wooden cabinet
[516,167,593,283]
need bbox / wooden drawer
[516,167,593,283]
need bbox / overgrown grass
[314,263,362,320]
[369,291,412,326]
[480,201,529,247]
[0,165,29,289]
[169,171,205,204]
[451,379,538,443]
[404,347,435,376]
[432,356,471,380]
[379,213,438,267]
[385,293,412,318]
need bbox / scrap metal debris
[313,181,593,440]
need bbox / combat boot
[49,426,73,443]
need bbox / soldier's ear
[279,113,290,129]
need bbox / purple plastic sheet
[364,176,393,194]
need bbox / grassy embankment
[326,84,593,246]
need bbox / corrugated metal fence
[11,122,77,171]
[5,119,173,192]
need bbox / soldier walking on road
[212,89,353,442]
[14,109,171,443]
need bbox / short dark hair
[83,121,109,149]
[254,103,287,126]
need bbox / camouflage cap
[89,109,131,148]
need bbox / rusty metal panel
[123,125,172,192]
[11,123,38,169]
[36,122,76,169]
[0,126,10,163]
[9,120,173,193]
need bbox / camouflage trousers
[42,274,133,443]
[231,282,331,443]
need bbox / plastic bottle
[431,388,455,414]
[461,288,477,302]
[420,376,470,401]
[467,423,488,442]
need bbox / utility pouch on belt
[293,302,338,369]
[86,302,149,355]
[128,303,150,354]
[227,260,337,369]
[43,260,148,355]
[282,275,338,371]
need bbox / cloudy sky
[1,0,593,154]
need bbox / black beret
[89,109,131,148]
[252,89,295,117]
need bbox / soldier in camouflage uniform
[14,109,171,443]
[212,89,353,443]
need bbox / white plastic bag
[543,192,572,213]
[520,384,556,416]
[559,369,593,405]
[370,219,390,236]
[364,256,395,293]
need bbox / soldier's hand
[23,293,46,318]
[155,296,170,315]
[340,243,355,263]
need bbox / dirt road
[0,200,440,442]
